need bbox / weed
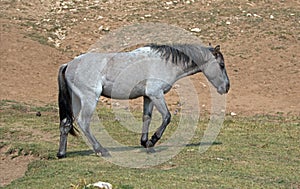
[27,33,52,46]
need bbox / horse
[57,43,230,158]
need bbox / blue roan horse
[57,44,230,158]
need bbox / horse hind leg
[77,97,110,157]
[57,118,73,158]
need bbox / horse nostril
[226,82,230,93]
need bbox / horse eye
[220,62,225,68]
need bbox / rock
[87,181,112,189]
[253,14,261,18]
[190,27,201,33]
[103,27,110,31]
[230,112,237,116]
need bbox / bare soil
[0,0,299,186]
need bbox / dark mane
[147,44,211,68]
[148,44,192,65]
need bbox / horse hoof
[145,140,154,148]
[96,150,111,157]
[57,153,66,159]
[141,140,147,148]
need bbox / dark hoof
[141,140,147,148]
[145,140,156,153]
[96,149,111,157]
[57,153,66,159]
[146,147,156,153]
[145,140,154,148]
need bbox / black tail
[58,64,78,136]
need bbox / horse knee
[143,114,151,122]
[60,118,72,134]
[164,112,171,125]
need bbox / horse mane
[147,44,212,68]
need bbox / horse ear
[214,45,220,52]
[212,45,220,57]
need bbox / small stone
[187,149,195,152]
[190,27,201,33]
[103,27,110,31]
[48,37,54,43]
[253,14,261,18]
[226,21,231,25]
[230,112,237,116]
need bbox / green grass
[0,100,299,188]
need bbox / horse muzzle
[217,82,230,95]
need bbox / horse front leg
[141,96,154,148]
[145,94,171,149]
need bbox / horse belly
[101,79,146,99]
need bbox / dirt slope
[0,0,300,186]
[1,0,299,115]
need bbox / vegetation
[0,100,299,188]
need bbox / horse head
[203,45,230,95]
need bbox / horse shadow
[67,141,222,157]
[186,141,222,147]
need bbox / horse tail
[58,64,78,136]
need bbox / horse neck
[174,46,211,80]
[175,63,202,80]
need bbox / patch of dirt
[0,146,37,187]
[0,0,299,186]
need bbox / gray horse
[57,44,230,158]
